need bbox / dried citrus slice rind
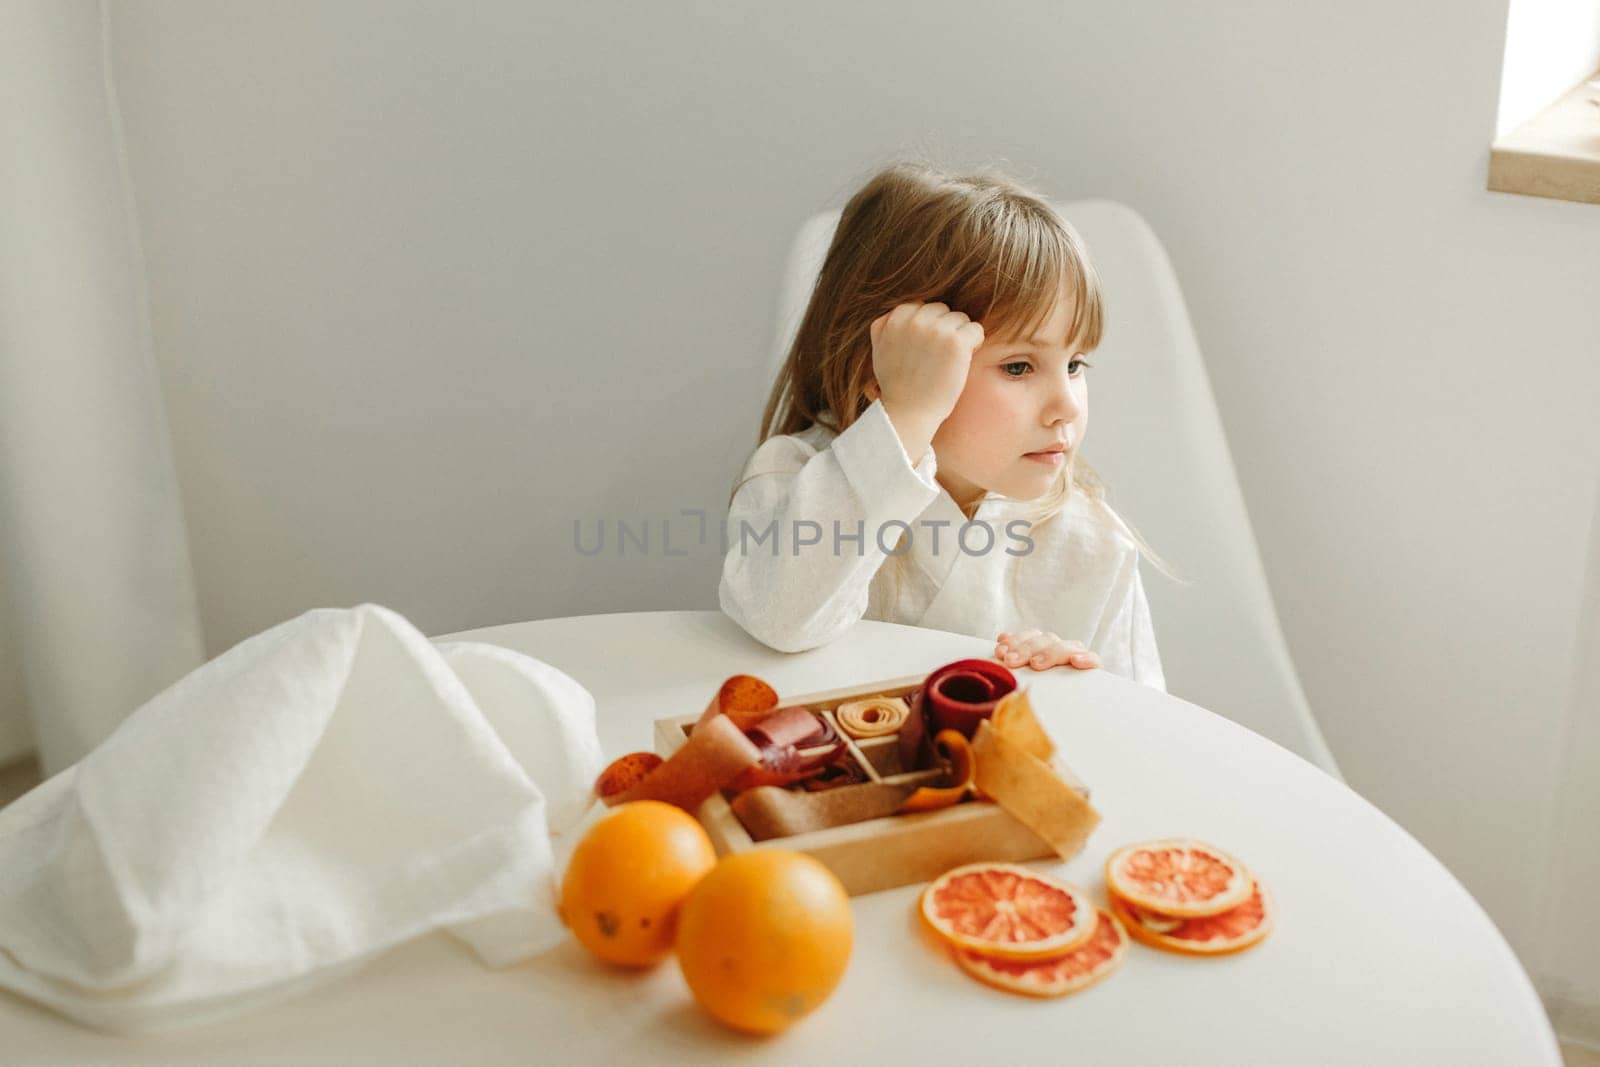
[896,730,975,814]
[1104,839,1252,918]
[1109,880,1274,956]
[952,907,1128,998]
[918,862,1097,961]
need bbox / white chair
[766,202,1342,778]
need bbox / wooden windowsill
[1489,70,1600,205]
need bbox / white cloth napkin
[0,603,604,1032]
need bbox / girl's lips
[1023,450,1065,465]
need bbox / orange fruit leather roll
[970,719,1099,860]
[593,752,664,799]
[595,675,780,812]
[598,713,762,812]
[695,674,779,731]
[989,689,1055,761]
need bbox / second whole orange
[675,850,853,1035]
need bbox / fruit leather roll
[596,676,848,812]
[599,713,763,812]
[834,696,910,740]
[923,659,1018,737]
[899,659,1018,772]
[732,707,847,791]
[731,780,921,841]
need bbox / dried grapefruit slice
[1109,881,1273,956]
[919,863,1096,961]
[952,907,1128,998]
[1104,839,1252,918]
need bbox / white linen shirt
[718,398,1167,691]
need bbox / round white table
[1,611,1559,1065]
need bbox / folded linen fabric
[0,603,603,1032]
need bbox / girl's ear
[864,380,881,402]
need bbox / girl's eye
[1004,359,1092,378]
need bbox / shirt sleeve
[1090,551,1168,693]
[1125,564,1167,692]
[718,399,941,653]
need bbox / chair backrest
[766,201,1341,777]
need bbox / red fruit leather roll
[920,659,1018,739]
[898,688,929,774]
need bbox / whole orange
[675,850,853,1035]
[559,800,716,968]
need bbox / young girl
[718,160,1170,690]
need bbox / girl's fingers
[1043,643,1094,668]
[995,631,1096,672]
[997,629,1046,665]
[1030,641,1097,671]
[1027,643,1064,669]
[1014,632,1059,668]
[995,630,1025,655]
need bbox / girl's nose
[1043,368,1082,424]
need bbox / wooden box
[653,672,1067,896]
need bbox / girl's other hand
[867,301,984,462]
[994,629,1101,672]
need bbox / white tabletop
[2,610,1559,1065]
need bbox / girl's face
[930,283,1090,515]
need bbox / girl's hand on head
[867,301,984,460]
[994,629,1101,673]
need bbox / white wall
[0,570,30,764]
[0,0,203,772]
[105,0,1600,980]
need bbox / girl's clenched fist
[865,301,984,463]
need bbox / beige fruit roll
[833,696,910,740]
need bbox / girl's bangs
[978,218,1103,352]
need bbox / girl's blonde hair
[732,158,1182,585]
